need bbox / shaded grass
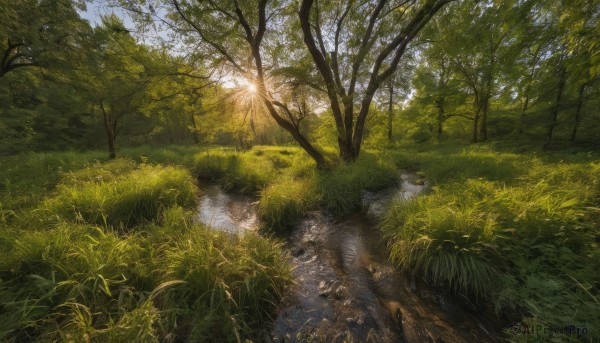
[0,151,107,212]
[0,146,209,227]
[192,148,276,194]
[317,152,398,214]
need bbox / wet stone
[318,280,333,297]
[291,246,305,257]
[410,275,417,291]
[345,313,365,326]
[333,285,347,300]
[315,318,331,338]
[436,295,459,315]
[385,301,403,324]
[318,280,344,298]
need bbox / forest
[0,0,599,342]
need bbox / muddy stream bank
[196,174,504,343]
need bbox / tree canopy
[0,0,598,158]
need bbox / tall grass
[384,143,600,341]
[259,178,320,229]
[318,152,398,214]
[161,227,290,341]
[192,148,275,194]
[41,164,197,229]
[191,147,401,228]
[381,182,500,300]
[0,222,290,342]
[0,151,291,341]
[0,151,107,211]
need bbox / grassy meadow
[0,147,290,342]
[1,143,599,342]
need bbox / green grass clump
[381,181,500,299]
[190,147,400,229]
[193,148,276,194]
[60,158,137,184]
[192,149,238,181]
[121,145,205,167]
[0,224,155,341]
[384,143,600,341]
[318,152,398,214]
[389,143,528,184]
[0,222,290,342]
[1,150,292,342]
[0,151,107,211]
[41,164,197,229]
[259,178,320,229]
[161,227,290,341]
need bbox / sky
[79,0,135,28]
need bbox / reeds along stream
[196,174,503,343]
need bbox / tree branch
[171,0,245,74]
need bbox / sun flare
[246,82,257,93]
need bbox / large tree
[118,0,453,167]
[298,0,453,160]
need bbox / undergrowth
[0,154,291,342]
[192,147,400,228]
[382,143,600,342]
[41,162,197,229]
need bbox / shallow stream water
[196,175,504,343]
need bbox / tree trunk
[261,96,328,169]
[546,64,567,147]
[472,95,480,143]
[100,101,117,159]
[570,82,587,143]
[519,93,530,135]
[299,0,451,165]
[388,81,394,142]
[473,110,479,143]
[339,140,355,163]
[190,113,200,144]
[519,46,541,136]
[436,103,444,138]
[480,94,489,142]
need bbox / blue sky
[79,0,135,28]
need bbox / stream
[196,174,504,343]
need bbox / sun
[246,82,257,94]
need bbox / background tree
[0,0,87,78]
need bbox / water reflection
[196,184,258,232]
[196,175,503,343]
